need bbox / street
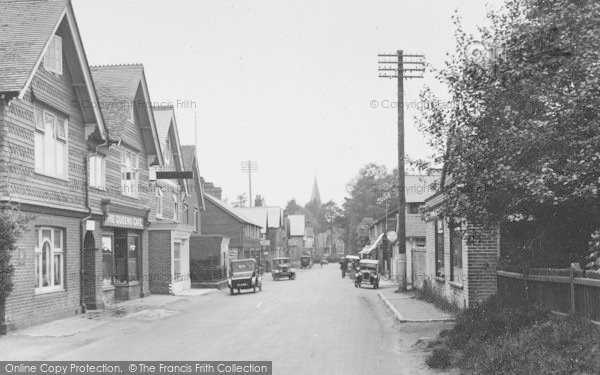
[0,265,450,375]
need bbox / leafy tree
[284,198,302,215]
[254,195,265,207]
[356,217,375,250]
[416,0,600,265]
[232,193,247,208]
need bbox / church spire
[310,177,322,206]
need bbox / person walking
[340,259,347,278]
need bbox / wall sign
[103,213,144,229]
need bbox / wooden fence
[497,267,600,322]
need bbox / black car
[272,257,296,280]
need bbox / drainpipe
[80,138,109,313]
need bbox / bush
[426,346,452,369]
[415,278,462,314]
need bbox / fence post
[570,264,576,315]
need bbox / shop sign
[103,213,144,229]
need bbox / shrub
[415,278,462,314]
[426,346,452,369]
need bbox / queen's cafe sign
[103,213,144,230]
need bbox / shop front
[101,212,148,303]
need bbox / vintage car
[346,255,360,280]
[300,255,312,269]
[227,258,262,295]
[354,259,380,289]
[272,257,296,280]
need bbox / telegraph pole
[378,50,424,290]
[240,160,258,207]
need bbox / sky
[72,0,502,208]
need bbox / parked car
[228,258,262,295]
[355,259,380,289]
[272,257,296,280]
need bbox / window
[34,105,67,179]
[173,192,179,221]
[156,187,164,217]
[194,208,199,232]
[164,138,172,169]
[89,155,105,189]
[450,224,463,283]
[435,219,445,278]
[120,148,139,197]
[102,235,113,288]
[44,34,62,75]
[183,204,189,225]
[173,242,181,280]
[127,102,134,123]
[407,203,421,214]
[35,227,64,292]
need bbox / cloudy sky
[73,0,501,207]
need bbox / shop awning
[359,233,385,255]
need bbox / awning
[359,233,385,255]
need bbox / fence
[497,266,600,322]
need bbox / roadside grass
[414,279,462,314]
[425,294,600,374]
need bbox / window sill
[449,281,464,290]
[114,281,140,287]
[435,276,446,283]
[34,171,69,183]
[35,287,65,295]
[102,285,115,291]
[120,193,140,200]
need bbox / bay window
[35,227,64,292]
[34,105,68,179]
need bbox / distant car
[300,255,312,269]
[355,259,380,289]
[228,258,262,295]
[272,257,296,280]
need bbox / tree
[284,198,302,215]
[232,193,247,208]
[254,195,265,207]
[416,0,600,265]
[356,217,375,250]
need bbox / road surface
[0,264,451,374]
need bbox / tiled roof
[235,207,268,232]
[90,64,144,139]
[204,193,260,227]
[288,215,305,236]
[0,0,68,94]
[152,106,174,146]
[181,145,205,209]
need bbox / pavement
[377,280,456,322]
[0,265,454,375]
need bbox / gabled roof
[203,193,261,228]
[0,0,107,138]
[288,215,305,236]
[90,64,162,162]
[152,106,187,194]
[235,207,268,232]
[181,145,205,210]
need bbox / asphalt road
[0,264,451,374]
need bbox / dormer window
[44,35,63,75]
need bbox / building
[0,0,111,331]
[365,175,440,288]
[89,64,164,305]
[235,206,285,270]
[286,214,305,264]
[421,189,500,309]
[147,106,194,295]
[200,193,262,262]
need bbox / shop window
[435,219,445,278]
[173,242,181,280]
[102,235,113,287]
[156,186,164,217]
[114,231,139,282]
[44,34,62,75]
[89,155,105,189]
[34,105,68,179]
[120,148,139,197]
[35,227,64,292]
[450,225,463,283]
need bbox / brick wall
[3,212,83,331]
[148,230,171,294]
[466,224,499,305]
